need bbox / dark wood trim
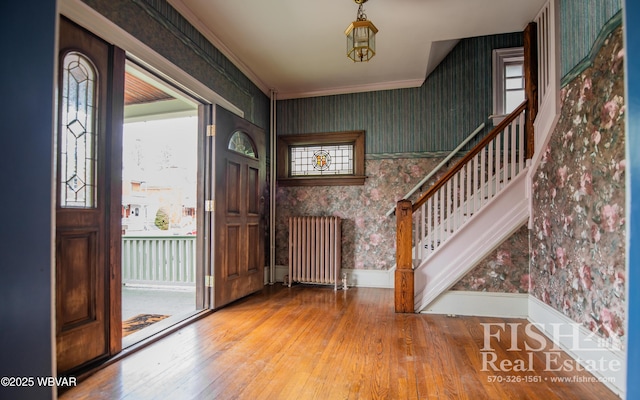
[395,199,414,313]
[277,175,367,187]
[276,130,365,186]
[196,104,210,310]
[107,44,126,357]
[524,22,538,160]
[277,130,364,146]
[412,101,527,212]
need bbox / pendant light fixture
[345,0,378,62]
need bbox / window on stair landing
[492,47,525,125]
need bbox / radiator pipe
[269,89,277,284]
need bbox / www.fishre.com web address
[486,374,616,385]
[549,376,616,384]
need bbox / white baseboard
[264,265,289,285]
[420,291,528,318]
[528,296,625,397]
[343,267,394,288]
[265,266,394,289]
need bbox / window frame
[492,47,525,125]
[276,131,366,186]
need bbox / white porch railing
[122,235,196,286]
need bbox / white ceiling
[167,0,545,100]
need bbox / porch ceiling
[125,72,174,106]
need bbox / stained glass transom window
[290,144,354,176]
[228,131,257,158]
[60,52,97,208]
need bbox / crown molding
[277,78,425,100]
[167,0,270,96]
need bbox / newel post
[395,200,414,313]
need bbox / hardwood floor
[61,286,619,399]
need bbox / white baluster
[427,197,433,256]
[519,111,525,172]
[477,153,481,211]
[420,209,424,262]
[511,117,517,178]
[453,173,458,232]
[496,134,502,193]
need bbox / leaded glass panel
[61,52,97,208]
[290,144,354,176]
[228,131,257,158]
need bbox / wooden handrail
[385,122,485,217]
[411,100,528,212]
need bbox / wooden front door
[55,17,124,373]
[214,106,266,307]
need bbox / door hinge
[207,124,216,137]
[205,275,214,287]
[205,200,215,212]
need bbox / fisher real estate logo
[480,322,621,377]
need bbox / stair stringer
[414,167,530,312]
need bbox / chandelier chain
[357,4,367,21]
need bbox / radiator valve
[342,273,348,290]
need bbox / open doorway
[120,62,203,346]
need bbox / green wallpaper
[277,33,523,155]
[81,0,270,129]
[73,0,624,152]
[560,0,622,83]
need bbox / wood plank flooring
[61,286,619,399]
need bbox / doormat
[122,314,169,337]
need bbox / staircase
[395,101,530,312]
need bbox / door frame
[59,0,245,314]
[108,42,126,360]
[122,60,208,315]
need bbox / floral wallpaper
[276,155,531,295]
[530,27,625,348]
[451,224,530,293]
[275,157,454,270]
[276,27,625,313]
